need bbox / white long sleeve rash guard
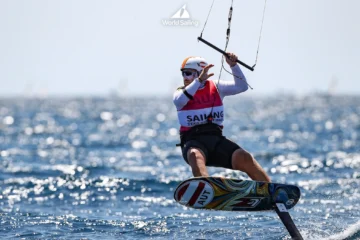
[173,64,248,110]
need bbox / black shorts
[180,124,241,169]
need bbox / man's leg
[187,147,209,177]
[231,149,271,182]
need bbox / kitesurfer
[173,53,270,182]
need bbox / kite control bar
[198,36,255,71]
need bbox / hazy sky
[0,0,359,97]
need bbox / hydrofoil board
[174,177,300,211]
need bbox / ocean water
[0,95,359,240]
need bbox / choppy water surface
[0,95,359,239]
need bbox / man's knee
[187,147,206,165]
[232,149,255,170]
[187,147,208,177]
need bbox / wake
[328,220,360,240]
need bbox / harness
[176,123,223,147]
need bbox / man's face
[182,69,198,86]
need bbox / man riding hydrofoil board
[173,53,270,182]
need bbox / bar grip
[198,36,255,71]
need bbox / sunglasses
[182,71,197,77]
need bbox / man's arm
[216,64,248,97]
[173,79,201,110]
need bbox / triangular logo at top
[171,4,190,19]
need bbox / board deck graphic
[174,177,301,211]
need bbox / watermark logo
[162,4,199,27]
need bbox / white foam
[328,220,360,240]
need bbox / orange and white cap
[180,56,208,72]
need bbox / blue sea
[0,94,359,240]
